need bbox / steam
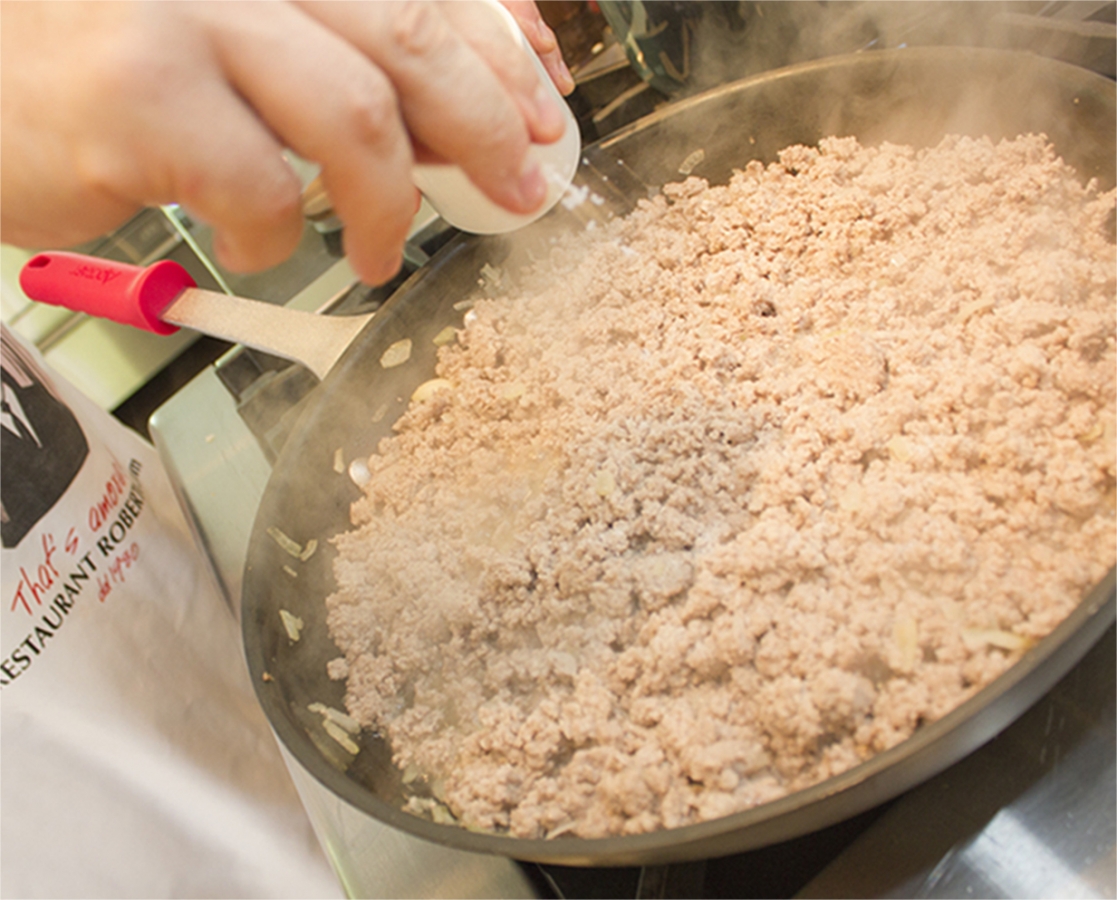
[603,2,1112,99]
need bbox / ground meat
[326,134,1116,840]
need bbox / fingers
[182,122,306,274]
[210,0,575,280]
[497,0,575,95]
[1,0,577,287]
[437,1,565,144]
[202,2,418,283]
[0,1,148,248]
[83,10,308,274]
[297,1,556,218]
[136,77,307,274]
[0,0,307,270]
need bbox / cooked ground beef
[326,134,1116,839]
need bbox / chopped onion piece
[267,526,304,558]
[404,793,456,823]
[838,482,866,512]
[323,718,360,755]
[886,435,914,463]
[678,148,706,175]
[958,297,996,322]
[498,382,526,401]
[893,615,919,671]
[546,821,577,840]
[333,447,345,473]
[480,263,503,288]
[411,378,453,403]
[595,470,616,497]
[280,609,304,642]
[299,539,318,561]
[282,565,298,579]
[380,338,413,369]
[433,326,458,346]
[309,701,361,734]
[962,628,1031,652]
[1078,421,1105,443]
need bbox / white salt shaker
[410,0,581,234]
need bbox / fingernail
[517,158,547,210]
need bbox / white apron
[1,324,343,899]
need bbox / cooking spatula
[19,251,372,380]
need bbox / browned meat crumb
[326,134,1116,839]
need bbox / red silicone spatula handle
[19,251,196,336]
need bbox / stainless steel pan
[240,47,1116,866]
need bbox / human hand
[0,1,574,285]
[499,1,576,97]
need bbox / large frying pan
[241,48,1116,867]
